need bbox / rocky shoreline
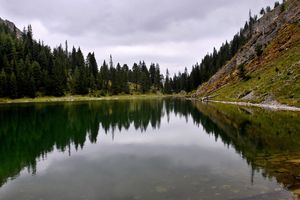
[206,100,300,112]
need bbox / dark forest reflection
[0,99,300,198]
[0,99,188,186]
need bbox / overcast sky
[0,0,278,74]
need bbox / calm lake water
[0,99,299,200]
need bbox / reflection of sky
[31,112,234,174]
[98,114,227,147]
[0,111,294,200]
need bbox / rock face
[195,0,300,97]
[0,17,23,39]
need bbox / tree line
[0,23,164,98]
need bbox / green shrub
[255,44,263,57]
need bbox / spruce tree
[8,72,18,98]
[99,60,109,91]
[0,70,7,97]
[87,52,98,80]
[260,8,265,16]
[109,66,117,95]
[154,64,161,90]
[132,63,140,92]
[32,61,41,91]
[140,62,151,93]
[121,64,130,94]
[149,63,156,85]
[164,69,171,94]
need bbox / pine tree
[154,64,161,90]
[132,63,140,91]
[71,47,77,72]
[149,63,156,85]
[65,40,68,56]
[260,8,265,15]
[27,76,36,98]
[32,61,41,90]
[73,67,88,95]
[0,70,7,97]
[37,49,48,71]
[121,64,130,94]
[51,46,67,96]
[86,52,98,91]
[8,72,18,98]
[140,62,151,93]
[87,52,98,80]
[114,63,123,94]
[72,48,88,94]
[99,60,109,91]
[164,69,171,94]
[109,55,114,69]
[280,2,286,13]
[76,48,85,69]
[109,66,117,95]
[255,44,263,56]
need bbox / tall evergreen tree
[164,69,171,94]
[121,64,130,94]
[154,64,162,90]
[87,52,98,79]
[149,63,156,85]
[109,65,117,95]
[140,61,151,93]
[8,72,17,98]
[132,63,140,91]
[51,46,67,96]
[0,70,7,97]
[99,60,109,91]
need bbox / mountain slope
[195,0,300,107]
[0,17,22,38]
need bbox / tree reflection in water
[0,99,300,197]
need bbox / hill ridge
[0,17,23,38]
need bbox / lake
[0,98,299,200]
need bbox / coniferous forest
[0,23,164,98]
[0,7,265,98]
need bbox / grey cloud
[0,0,278,72]
[1,0,270,42]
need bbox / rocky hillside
[195,0,300,107]
[0,17,23,39]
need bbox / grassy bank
[0,94,175,105]
[196,23,300,107]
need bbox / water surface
[0,99,299,200]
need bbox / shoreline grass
[0,94,177,105]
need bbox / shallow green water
[0,99,299,200]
